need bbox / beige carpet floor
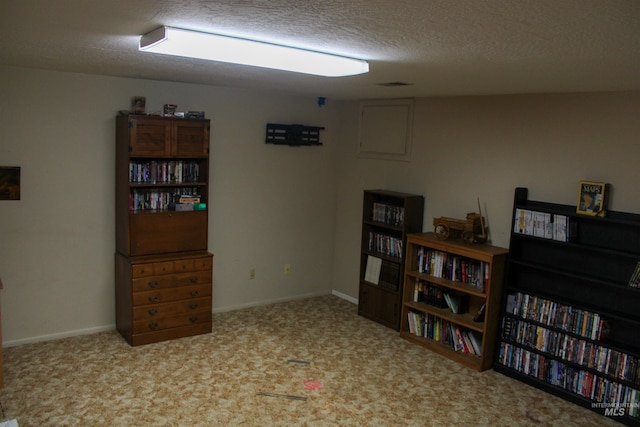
[0,295,624,426]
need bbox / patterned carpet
[0,295,622,426]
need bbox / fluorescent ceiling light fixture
[139,26,369,77]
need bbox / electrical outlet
[249,267,255,280]
[284,264,291,275]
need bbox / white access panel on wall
[358,98,414,161]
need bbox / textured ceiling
[1,0,639,100]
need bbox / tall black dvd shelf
[495,187,640,426]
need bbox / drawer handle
[148,280,158,289]
[189,276,198,283]
[148,308,158,316]
[148,295,159,303]
[189,316,198,323]
[189,303,198,310]
[149,322,158,330]
[190,290,199,297]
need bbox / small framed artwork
[577,180,609,216]
[0,166,21,200]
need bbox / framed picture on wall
[0,166,20,200]
[576,180,609,217]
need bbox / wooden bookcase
[494,187,640,425]
[400,232,508,371]
[115,114,213,346]
[358,190,424,330]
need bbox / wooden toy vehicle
[433,199,488,243]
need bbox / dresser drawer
[131,256,212,278]
[132,310,212,334]
[133,283,211,306]
[132,270,211,292]
[116,251,213,346]
[132,296,212,321]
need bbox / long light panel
[139,26,369,77]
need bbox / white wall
[331,92,640,299]
[0,66,343,345]
[1,66,638,345]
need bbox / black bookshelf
[358,190,424,330]
[495,187,640,425]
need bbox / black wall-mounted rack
[265,123,324,146]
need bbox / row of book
[513,208,577,242]
[416,247,489,292]
[412,280,469,314]
[502,317,639,385]
[368,231,403,259]
[506,292,610,341]
[129,188,201,212]
[498,342,640,417]
[129,160,201,184]
[406,311,482,356]
[372,202,404,227]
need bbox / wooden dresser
[115,251,213,346]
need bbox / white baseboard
[331,289,358,305]
[4,290,358,347]
[3,324,115,348]
[212,290,331,313]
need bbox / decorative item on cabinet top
[576,180,610,217]
[432,198,488,243]
[265,123,324,146]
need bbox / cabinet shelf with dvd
[495,187,640,426]
[358,190,424,331]
[400,232,508,371]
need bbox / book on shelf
[368,231,403,259]
[372,202,404,226]
[467,331,482,356]
[514,208,577,242]
[472,302,486,322]
[576,181,610,217]
[413,280,448,309]
[500,317,636,384]
[129,160,201,184]
[454,326,467,352]
[497,343,640,417]
[508,292,612,341]
[178,195,201,204]
[364,255,382,285]
[628,261,640,288]
[443,290,469,314]
[408,313,479,356]
[416,247,489,291]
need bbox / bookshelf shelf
[358,190,424,331]
[400,232,508,371]
[495,187,640,425]
[115,115,213,346]
[406,271,488,298]
[404,301,484,332]
[401,331,482,368]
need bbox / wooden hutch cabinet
[115,115,213,346]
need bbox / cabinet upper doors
[128,116,209,158]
